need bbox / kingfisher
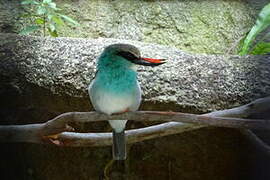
[88,44,165,160]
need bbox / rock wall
[1,0,269,54]
[1,33,270,113]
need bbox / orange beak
[136,57,166,66]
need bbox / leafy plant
[20,0,79,37]
[239,3,270,55]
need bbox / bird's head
[97,43,166,69]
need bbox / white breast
[88,80,141,132]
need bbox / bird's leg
[110,108,129,160]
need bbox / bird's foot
[42,134,63,146]
[112,108,130,115]
[42,124,75,146]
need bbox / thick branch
[55,123,204,147]
[202,97,270,155]
[0,97,269,146]
[206,96,270,118]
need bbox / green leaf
[20,13,41,18]
[239,3,270,55]
[20,13,34,18]
[37,6,46,15]
[51,15,65,26]
[47,14,53,20]
[21,0,39,5]
[19,25,40,35]
[48,2,57,9]
[47,27,58,37]
[35,18,45,25]
[250,42,270,55]
[43,0,52,3]
[58,14,80,26]
[49,23,56,32]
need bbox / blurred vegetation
[239,3,270,55]
[19,0,79,37]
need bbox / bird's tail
[112,130,126,160]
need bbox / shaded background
[1,0,270,179]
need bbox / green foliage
[19,25,40,35]
[250,41,270,55]
[239,3,270,55]
[19,0,79,37]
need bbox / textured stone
[1,33,270,113]
[1,0,269,54]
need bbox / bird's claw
[42,134,63,146]
[112,108,130,115]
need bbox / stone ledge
[0,33,270,112]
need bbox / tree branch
[54,123,205,147]
[206,96,270,118]
[0,97,269,147]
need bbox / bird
[88,43,165,160]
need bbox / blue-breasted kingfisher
[88,44,166,160]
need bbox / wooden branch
[0,120,200,146]
[0,97,269,147]
[54,123,204,147]
[206,96,270,118]
[204,97,270,156]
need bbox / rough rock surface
[1,0,269,54]
[1,33,270,113]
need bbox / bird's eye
[116,51,138,62]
